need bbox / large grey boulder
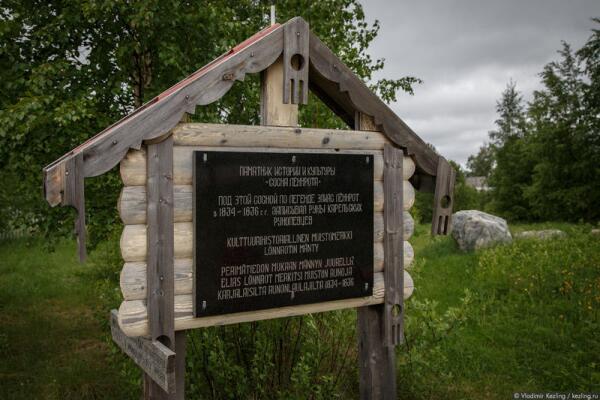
[516,229,566,240]
[451,210,512,251]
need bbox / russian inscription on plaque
[193,151,374,317]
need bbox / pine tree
[489,80,527,145]
[526,41,600,221]
[0,1,420,244]
[487,81,535,220]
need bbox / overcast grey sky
[361,1,600,166]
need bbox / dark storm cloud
[361,0,600,165]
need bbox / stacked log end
[117,124,418,336]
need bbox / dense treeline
[0,2,421,398]
[0,0,419,247]
[466,20,600,222]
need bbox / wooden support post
[144,135,185,399]
[356,113,398,400]
[383,143,404,347]
[147,136,175,346]
[357,306,397,399]
[260,56,298,126]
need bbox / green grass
[0,238,135,399]
[400,222,600,399]
[1,223,598,399]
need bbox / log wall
[117,123,418,336]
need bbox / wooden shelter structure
[43,17,455,400]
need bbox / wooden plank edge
[119,230,400,269]
[118,271,415,337]
[120,240,414,301]
[110,310,176,393]
[120,147,417,186]
[117,181,416,225]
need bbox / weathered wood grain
[119,186,193,225]
[145,137,177,398]
[383,143,404,347]
[121,260,194,301]
[118,206,414,242]
[119,240,413,301]
[283,16,309,104]
[118,271,414,337]
[110,310,175,393]
[173,123,388,151]
[354,112,378,132]
[121,149,146,186]
[374,211,415,242]
[357,303,396,400]
[117,182,414,225]
[403,240,414,270]
[119,222,414,270]
[172,125,418,184]
[173,123,389,149]
[63,153,86,262]
[120,136,415,186]
[120,142,415,186]
[260,56,299,126]
[355,112,396,400]
[120,224,192,263]
[145,137,176,344]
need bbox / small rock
[516,229,566,240]
[451,210,512,252]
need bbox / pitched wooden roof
[43,17,450,261]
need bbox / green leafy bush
[186,310,359,399]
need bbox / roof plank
[308,31,439,176]
[43,23,285,205]
[42,17,452,262]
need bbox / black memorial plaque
[193,151,373,317]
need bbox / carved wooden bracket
[431,156,456,236]
[61,153,87,262]
[283,17,309,104]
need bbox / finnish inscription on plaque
[193,151,374,317]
